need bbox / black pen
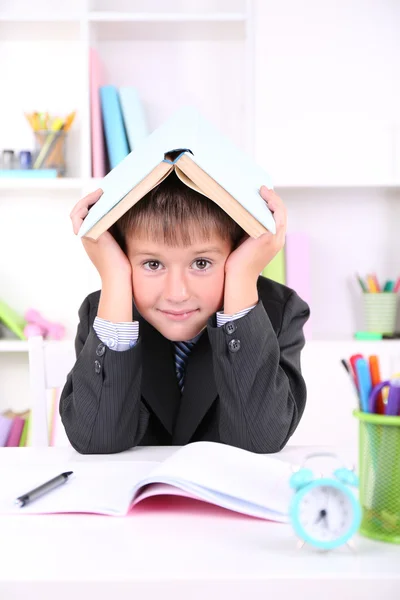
[15,471,73,507]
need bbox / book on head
[0,441,294,520]
[78,106,276,241]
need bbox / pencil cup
[33,130,67,175]
[363,292,398,334]
[353,410,400,544]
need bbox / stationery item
[368,355,384,415]
[354,331,400,340]
[5,417,25,447]
[366,275,379,293]
[118,86,149,151]
[356,273,368,292]
[89,48,107,177]
[100,85,130,169]
[369,379,400,416]
[1,149,15,169]
[285,232,312,339]
[19,150,32,169]
[383,280,395,292]
[15,471,73,507]
[394,277,400,293]
[355,357,372,412]
[0,441,294,520]
[363,292,397,334]
[262,249,286,285]
[340,358,359,401]
[78,105,275,241]
[0,415,13,446]
[33,117,65,170]
[349,353,364,391]
[353,409,400,544]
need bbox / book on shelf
[0,441,294,520]
[99,85,130,170]
[79,105,276,241]
[0,411,29,447]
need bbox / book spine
[5,416,25,447]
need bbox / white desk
[0,445,399,600]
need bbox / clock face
[296,483,355,543]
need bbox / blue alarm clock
[289,452,361,551]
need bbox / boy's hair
[110,171,244,253]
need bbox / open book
[78,106,276,241]
[0,442,294,521]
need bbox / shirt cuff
[93,316,139,351]
[216,305,256,327]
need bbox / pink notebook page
[285,232,312,339]
[90,47,107,177]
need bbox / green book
[262,249,286,285]
[78,106,276,241]
[19,415,30,447]
[0,299,27,340]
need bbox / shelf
[89,12,247,41]
[0,178,85,192]
[0,19,81,41]
[0,341,29,353]
[89,12,247,22]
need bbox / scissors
[369,378,400,415]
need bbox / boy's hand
[70,189,132,284]
[223,186,286,314]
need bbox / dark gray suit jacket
[60,276,310,454]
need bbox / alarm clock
[289,452,361,551]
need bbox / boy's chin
[156,320,208,342]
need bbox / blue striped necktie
[174,341,195,393]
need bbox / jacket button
[223,321,237,335]
[94,360,102,374]
[228,339,241,353]
[96,343,106,357]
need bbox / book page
[136,441,295,521]
[0,461,158,516]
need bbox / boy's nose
[164,271,190,302]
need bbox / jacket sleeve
[59,295,149,454]
[206,290,310,453]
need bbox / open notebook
[0,442,294,521]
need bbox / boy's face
[127,231,232,341]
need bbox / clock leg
[346,539,356,553]
[296,540,306,551]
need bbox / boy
[60,173,310,454]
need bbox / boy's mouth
[158,309,199,321]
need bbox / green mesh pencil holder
[363,292,397,334]
[353,410,400,544]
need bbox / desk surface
[0,445,399,600]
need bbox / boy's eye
[192,259,211,271]
[143,260,162,271]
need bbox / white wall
[1,0,399,448]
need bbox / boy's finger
[70,189,103,218]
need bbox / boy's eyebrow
[131,247,225,257]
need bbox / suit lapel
[173,329,218,445]
[135,306,181,436]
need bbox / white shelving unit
[0,0,400,417]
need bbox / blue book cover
[79,105,275,239]
[100,85,130,169]
[119,87,149,151]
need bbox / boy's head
[111,171,244,341]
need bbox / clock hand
[314,509,328,525]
